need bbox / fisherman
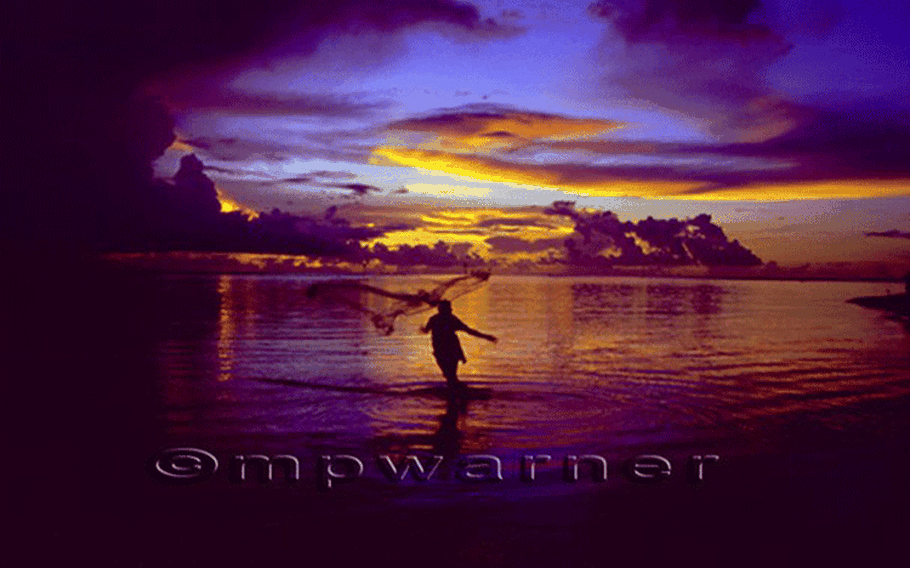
[421,300,496,389]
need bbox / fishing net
[306,270,491,335]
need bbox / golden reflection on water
[214,275,266,382]
[216,275,237,382]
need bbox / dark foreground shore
[847,293,909,317]
[17,390,908,568]
[35,432,910,568]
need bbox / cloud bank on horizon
[126,153,765,269]
[4,0,909,267]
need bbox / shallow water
[150,274,909,470]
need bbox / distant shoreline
[95,252,909,284]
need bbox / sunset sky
[138,0,910,267]
[6,1,909,268]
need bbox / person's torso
[430,314,463,355]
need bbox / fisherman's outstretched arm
[464,326,497,342]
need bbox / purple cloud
[544,201,762,266]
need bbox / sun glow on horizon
[216,186,260,220]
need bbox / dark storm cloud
[544,201,761,266]
[588,0,777,43]
[747,105,910,179]
[8,1,519,60]
[298,0,524,40]
[146,1,524,111]
[146,154,404,257]
[587,0,801,142]
[245,208,399,258]
[5,0,519,256]
[675,104,910,184]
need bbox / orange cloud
[371,146,910,200]
[357,204,575,259]
[385,108,623,154]
[163,137,197,153]
[371,146,693,196]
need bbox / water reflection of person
[421,300,496,389]
[431,394,468,458]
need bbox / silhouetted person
[421,300,496,389]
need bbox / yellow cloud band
[372,146,910,200]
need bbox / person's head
[437,300,452,314]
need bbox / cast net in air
[306,270,491,335]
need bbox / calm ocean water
[150,274,909,471]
